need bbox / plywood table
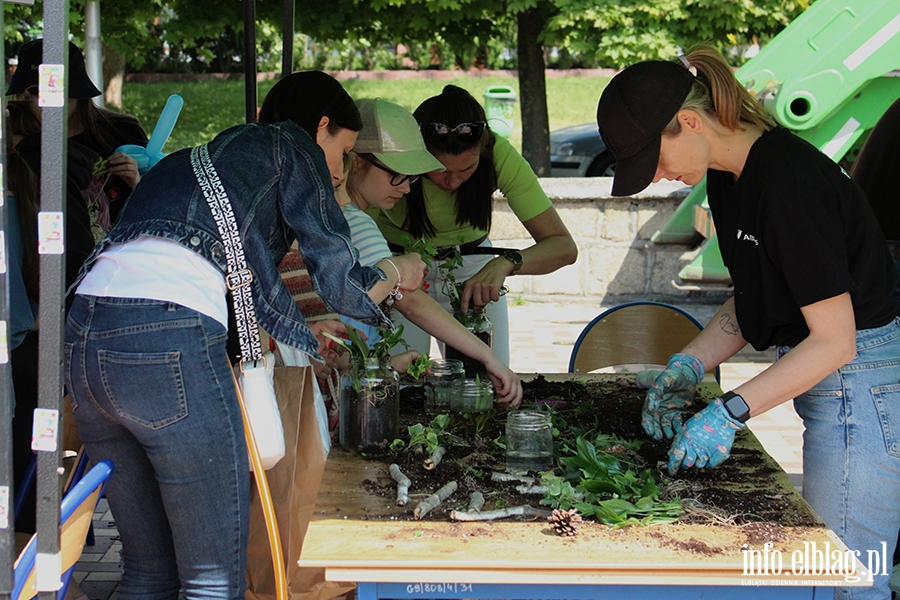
[298,374,869,600]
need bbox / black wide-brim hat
[6,39,102,99]
[596,61,695,196]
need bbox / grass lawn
[121,73,612,154]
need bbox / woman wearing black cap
[8,39,148,234]
[597,45,899,600]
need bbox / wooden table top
[298,374,866,586]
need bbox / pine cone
[548,508,582,537]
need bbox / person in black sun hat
[8,38,148,229]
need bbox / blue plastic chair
[12,460,114,600]
[568,301,720,383]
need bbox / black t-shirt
[707,127,898,350]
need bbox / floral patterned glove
[641,353,705,440]
[666,397,746,475]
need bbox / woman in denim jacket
[64,72,425,600]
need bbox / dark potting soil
[355,375,818,529]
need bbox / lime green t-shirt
[374,136,553,248]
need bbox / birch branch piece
[515,484,549,495]
[449,505,550,522]
[467,491,485,513]
[491,471,535,485]
[423,446,446,470]
[388,463,411,506]
[413,481,457,520]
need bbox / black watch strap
[721,391,751,423]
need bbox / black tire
[585,153,616,177]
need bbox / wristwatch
[721,391,751,423]
[501,249,524,275]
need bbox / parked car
[549,123,616,178]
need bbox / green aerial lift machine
[653,0,900,288]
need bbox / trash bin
[483,86,517,138]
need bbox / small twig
[467,491,485,512]
[515,484,549,495]
[423,446,446,470]
[449,505,550,522]
[388,463,411,506]
[413,481,457,520]
[491,471,535,485]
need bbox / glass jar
[339,356,399,450]
[450,378,494,413]
[505,411,554,474]
[424,359,465,414]
[446,307,492,378]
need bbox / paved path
[72,299,804,599]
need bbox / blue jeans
[65,295,249,600]
[779,317,900,600]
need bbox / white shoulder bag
[190,144,285,471]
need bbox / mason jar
[424,358,465,414]
[505,411,554,474]
[446,307,492,378]
[339,356,399,450]
[450,378,494,413]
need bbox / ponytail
[665,45,775,135]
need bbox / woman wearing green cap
[338,98,522,406]
[597,45,899,600]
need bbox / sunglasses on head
[423,121,487,143]
[359,154,420,187]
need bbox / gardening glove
[666,397,746,476]
[641,353,705,441]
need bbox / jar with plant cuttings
[424,358,465,414]
[505,411,554,474]
[446,307,492,377]
[450,378,494,413]
[339,356,399,450]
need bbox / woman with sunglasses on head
[337,98,522,405]
[373,85,577,363]
[597,46,899,600]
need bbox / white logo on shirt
[736,229,759,246]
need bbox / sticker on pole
[38,211,65,254]
[0,486,9,530]
[0,321,8,364]
[38,63,65,108]
[32,408,60,452]
[0,230,7,274]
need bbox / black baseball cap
[596,61,695,196]
[6,39,102,99]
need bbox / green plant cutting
[322,324,408,391]
[540,435,682,528]
[407,354,432,380]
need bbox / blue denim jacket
[73,120,389,358]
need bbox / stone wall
[491,178,728,304]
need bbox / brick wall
[491,178,724,304]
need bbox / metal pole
[282,0,294,77]
[37,0,69,598]
[0,1,14,592]
[85,0,105,108]
[243,0,258,123]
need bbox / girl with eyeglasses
[337,98,523,406]
[373,85,578,364]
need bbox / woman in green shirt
[375,85,577,362]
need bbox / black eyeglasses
[423,121,487,143]
[359,154,420,187]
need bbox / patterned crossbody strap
[190,144,263,364]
